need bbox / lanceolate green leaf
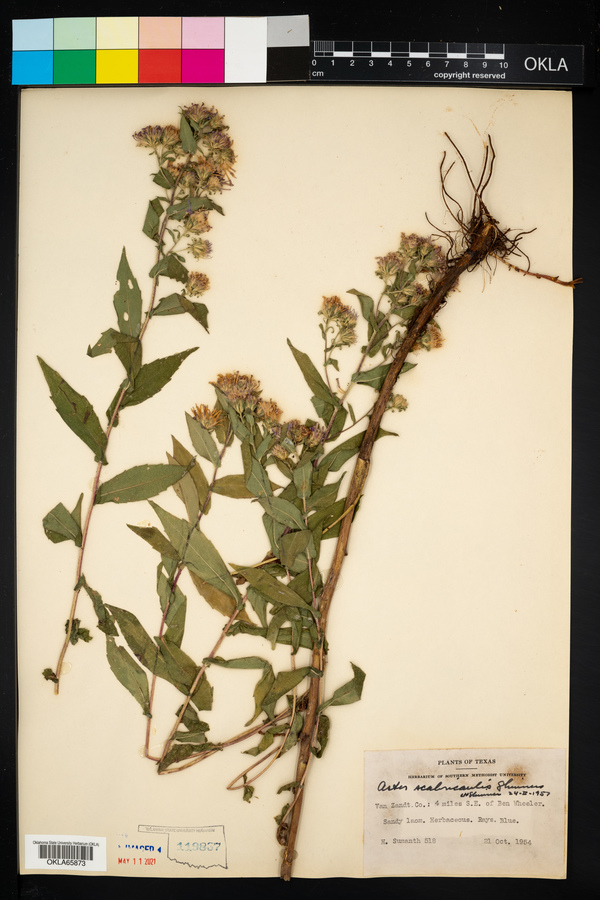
[119,348,198,411]
[261,666,321,720]
[188,570,252,622]
[279,530,314,569]
[347,288,376,328]
[233,566,315,613]
[352,360,416,390]
[319,663,366,712]
[259,496,306,531]
[38,357,108,464]
[212,474,254,499]
[186,412,222,467]
[95,463,189,504]
[178,295,209,331]
[142,198,164,242]
[184,529,241,605]
[287,339,338,406]
[151,293,186,317]
[127,524,180,559]
[107,605,167,678]
[171,436,210,509]
[75,574,117,636]
[105,636,150,716]
[114,248,143,337]
[179,113,197,154]
[86,328,138,359]
[148,254,189,284]
[42,500,83,546]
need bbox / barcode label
[38,843,94,860]
[24,834,107,872]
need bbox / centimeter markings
[310,42,585,86]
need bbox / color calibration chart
[12,16,310,85]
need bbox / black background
[2,2,598,898]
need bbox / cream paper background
[17,86,572,878]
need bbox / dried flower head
[375,252,405,280]
[186,210,212,235]
[213,372,261,413]
[191,404,225,431]
[387,394,409,413]
[187,239,213,260]
[186,272,210,297]
[413,321,444,352]
[257,399,283,426]
[271,444,290,461]
[133,125,165,149]
[320,296,357,324]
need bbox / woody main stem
[279,254,473,880]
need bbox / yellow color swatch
[96,49,138,83]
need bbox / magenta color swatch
[182,48,224,83]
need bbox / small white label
[24,834,107,872]
[138,824,227,869]
[364,748,566,878]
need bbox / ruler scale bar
[310,42,584,86]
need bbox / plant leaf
[142,198,164,242]
[95,464,188,504]
[279,531,314,569]
[75,574,117,636]
[261,667,321,720]
[148,254,189,284]
[151,293,186,316]
[42,501,82,546]
[119,348,197,411]
[319,663,366,712]
[171,436,210,509]
[188,570,252,622]
[259,496,306,531]
[212,474,254,499]
[178,294,209,331]
[114,247,142,337]
[105,636,150,716]
[287,339,338,406]
[186,412,221,467]
[38,358,108,464]
[232,566,315,613]
[347,288,376,327]
[127,524,180,559]
[179,113,197,154]
[312,712,331,758]
[353,360,416,390]
[107,605,168,678]
[184,529,241,604]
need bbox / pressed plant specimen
[38,102,237,693]
[39,124,576,880]
[73,133,577,879]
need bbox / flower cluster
[386,393,409,413]
[376,233,447,309]
[212,372,262,414]
[185,272,210,297]
[133,103,237,277]
[413,321,444,352]
[319,296,358,348]
[165,102,236,195]
[191,404,225,431]
[270,420,325,460]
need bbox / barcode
[38,843,94,861]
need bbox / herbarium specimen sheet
[18,86,572,878]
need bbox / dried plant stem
[279,234,494,880]
[52,174,186,694]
